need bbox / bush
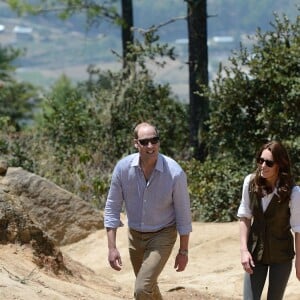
[107,71,190,160]
[207,13,300,161]
[181,157,250,222]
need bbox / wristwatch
[178,249,188,256]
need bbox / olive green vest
[248,178,295,264]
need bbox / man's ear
[134,140,138,149]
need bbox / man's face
[135,125,160,159]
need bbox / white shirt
[237,173,300,233]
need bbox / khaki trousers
[128,226,177,300]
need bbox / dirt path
[0,221,299,299]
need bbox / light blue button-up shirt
[104,153,192,235]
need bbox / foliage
[207,13,300,162]
[32,75,111,206]
[6,0,121,24]
[0,45,20,81]
[2,2,299,223]
[0,82,39,129]
[0,45,38,169]
[0,45,40,129]
[191,12,300,222]
[26,59,190,206]
[181,157,250,222]
[75,27,188,160]
[127,30,176,68]
[3,0,299,89]
[0,121,35,172]
[109,71,190,160]
[38,75,104,154]
[12,6,189,207]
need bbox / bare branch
[132,15,187,35]
[3,266,39,284]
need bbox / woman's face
[258,149,279,183]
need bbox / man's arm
[106,227,122,271]
[179,234,189,253]
[174,234,190,272]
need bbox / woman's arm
[290,186,300,281]
[239,217,255,274]
[295,232,300,280]
[239,217,250,251]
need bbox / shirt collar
[131,153,164,172]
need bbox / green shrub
[181,157,250,222]
[207,13,300,161]
[110,77,190,160]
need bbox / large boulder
[0,189,66,274]
[0,166,103,246]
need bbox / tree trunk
[187,0,209,161]
[121,0,134,68]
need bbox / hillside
[1,221,299,299]
[0,0,298,100]
[0,160,299,300]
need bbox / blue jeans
[128,226,177,300]
[243,260,292,300]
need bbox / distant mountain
[0,0,298,97]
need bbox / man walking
[104,122,192,299]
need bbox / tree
[0,44,20,82]
[0,45,38,129]
[39,75,104,155]
[6,0,133,66]
[186,0,209,161]
[121,0,134,68]
[6,0,210,157]
[109,72,190,160]
[207,12,300,163]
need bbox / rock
[0,166,105,274]
[0,191,66,274]
[0,167,103,246]
[0,160,8,175]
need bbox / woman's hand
[241,249,255,274]
[296,258,300,281]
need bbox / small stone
[0,160,8,176]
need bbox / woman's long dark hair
[253,141,294,201]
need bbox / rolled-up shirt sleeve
[173,171,192,235]
[237,174,253,219]
[290,185,300,233]
[104,164,124,229]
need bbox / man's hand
[108,248,122,271]
[174,252,188,272]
